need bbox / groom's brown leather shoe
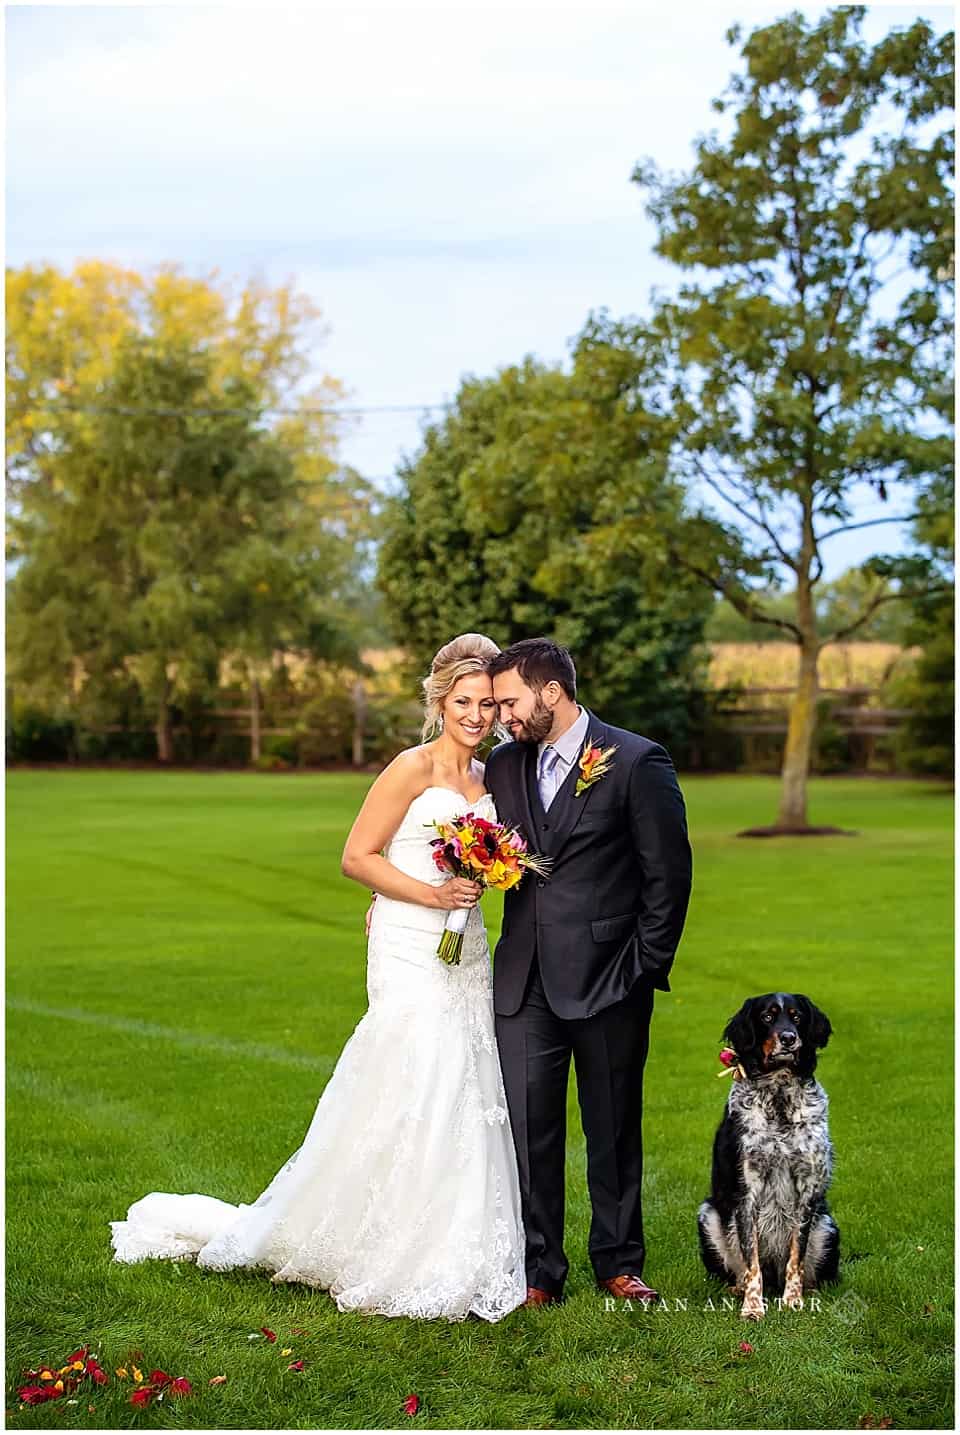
[598,1274,660,1302]
[523,1285,560,1307]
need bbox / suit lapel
[516,741,543,855]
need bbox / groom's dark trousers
[485,711,692,1296]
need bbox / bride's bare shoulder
[376,744,434,797]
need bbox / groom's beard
[507,695,553,744]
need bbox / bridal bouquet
[428,813,551,964]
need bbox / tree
[6,261,375,761]
[378,357,713,753]
[7,334,360,761]
[5,259,346,549]
[581,6,953,829]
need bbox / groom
[484,638,692,1306]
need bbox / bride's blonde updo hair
[421,633,501,741]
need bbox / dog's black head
[723,993,832,1078]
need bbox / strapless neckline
[418,785,493,807]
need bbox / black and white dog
[698,993,840,1319]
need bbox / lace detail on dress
[109,789,526,1323]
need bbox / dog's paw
[783,1271,805,1309]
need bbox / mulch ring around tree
[736,825,860,837]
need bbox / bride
[109,633,526,1322]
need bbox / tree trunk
[777,641,819,828]
[250,674,262,764]
[156,695,174,763]
[352,679,366,768]
[775,481,822,831]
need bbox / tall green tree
[378,357,713,752]
[7,334,360,761]
[581,6,953,828]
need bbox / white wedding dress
[109,787,526,1322]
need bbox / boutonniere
[574,736,618,796]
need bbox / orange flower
[575,738,618,796]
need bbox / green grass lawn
[6,770,954,1429]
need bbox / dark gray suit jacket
[484,710,692,1019]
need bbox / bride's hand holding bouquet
[428,812,551,964]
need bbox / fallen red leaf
[130,1386,156,1408]
[149,1369,172,1387]
[90,1367,109,1386]
[738,1341,754,1354]
[66,1349,89,1366]
[260,1327,277,1343]
[170,1378,192,1398]
[286,1360,305,1372]
[403,1394,421,1416]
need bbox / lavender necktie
[538,745,562,811]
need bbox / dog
[697,992,840,1319]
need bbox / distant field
[707,641,919,699]
[6,770,953,1429]
[276,641,920,703]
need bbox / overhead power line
[22,399,455,419]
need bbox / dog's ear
[723,999,758,1056]
[797,995,832,1049]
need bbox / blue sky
[6,1,952,581]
